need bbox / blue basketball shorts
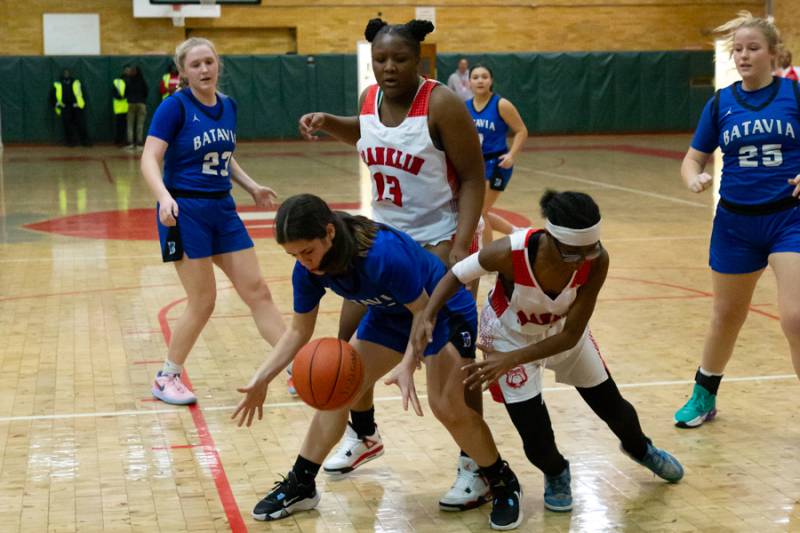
[156,195,253,261]
[484,157,513,191]
[710,204,800,274]
[356,302,477,359]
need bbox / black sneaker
[252,471,321,521]
[488,465,523,530]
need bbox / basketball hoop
[170,4,185,26]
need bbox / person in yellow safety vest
[160,63,180,100]
[112,66,130,146]
[50,68,90,147]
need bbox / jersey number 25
[739,144,782,168]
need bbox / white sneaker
[322,423,384,476]
[439,456,491,511]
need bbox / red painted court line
[133,359,165,365]
[608,276,781,321]
[152,444,201,450]
[157,298,248,533]
[0,282,180,303]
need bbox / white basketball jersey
[489,229,593,336]
[356,80,459,244]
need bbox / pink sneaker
[152,371,197,405]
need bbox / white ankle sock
[162,360,183,376]
[699,367,723,378]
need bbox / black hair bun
[405,19,435,42]
[539,189,559,212]
[365,18,388,42]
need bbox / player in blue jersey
[140,37,285,406]
[233,194,524,530]
[467,65,528,247]
[674,12,800,428]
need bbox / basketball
[292,338,364,410]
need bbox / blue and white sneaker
[544,462,572,512]
[252,471,321,521]
[623,443,684,483]
[674,383,717,428]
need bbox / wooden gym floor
[0,135,798,532]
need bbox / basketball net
[170,4,185,27]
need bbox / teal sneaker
[543,462,572,512]
[623,443,684,483]
[674,383,717,428]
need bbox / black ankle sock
[350,407,376,438]
[695,368,722,395]
[292,455,320,485]
[478,456,506,486]
[623,437,651,462]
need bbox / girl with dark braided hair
[299,18,495,515]
[413,190,685,514]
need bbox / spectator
[112,66,130,146]
[160,62,180,100]
[780,49,799,81]
[50,68,90,147]
[125,65,149,149]
[447,58,473,101]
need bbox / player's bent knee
[187,293,216,317]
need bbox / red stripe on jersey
[490,281,510,318]
[361,85,379,115]
[408,79,438,117]
[570,261,593,287]
[512,230,537,287]
[588,330,609,371]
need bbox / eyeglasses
[552,239,603,263]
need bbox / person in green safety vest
[112,65,130,146]
[49,68,90,147]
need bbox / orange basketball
[292,338,364,410]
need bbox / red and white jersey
[357,79,459,245]
[489,229,593,336]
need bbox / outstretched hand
[231,377,269,427]
[385,361,423,416]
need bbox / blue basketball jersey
[149,89,238,193]
[468,94,509,155]
[691,77,800,204]
[292,227,472,317]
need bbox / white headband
[545,219,601,247]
